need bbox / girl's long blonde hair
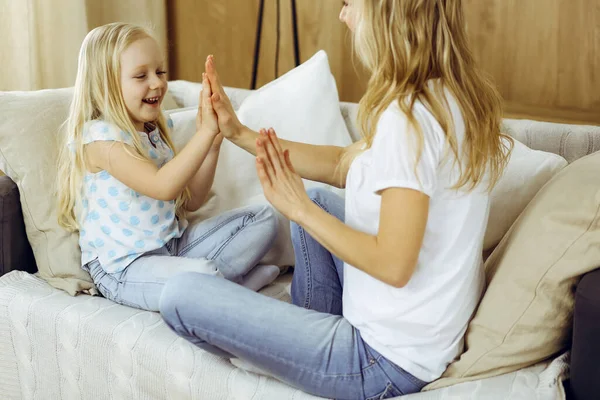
[57,23,188,231]
[346,0,512,191]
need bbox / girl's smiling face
[120,37,168,132]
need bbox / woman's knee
[305,188,344,221]
[306,187,331,204]
[290,218,305,247]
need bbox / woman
[159,1,511,398]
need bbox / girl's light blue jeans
[83,204,278,311]
[159,188,427,399]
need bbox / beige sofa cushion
[427,150,600,390]
[0,88,95,295]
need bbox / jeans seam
[311,198,328,214]
[298,225,312,309]
[165,239,174,254]
[392,365,427,388]
[365,382,398,400]
[378,354,426,387]
[210,214,255,260]
[170,321,373,380]
[301,196,330,309]
[178,212,256,257]
[88,262,119,286]
[90,262,153,287]
[113,279,165,285]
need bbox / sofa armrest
[570,267,600,400]
[0,176,36,276]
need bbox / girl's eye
[157,70,167,76]
[135,74,146,79]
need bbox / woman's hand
[205,55,244,140]
[196,57,220,140]
[255,128,312,222]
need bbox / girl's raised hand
[196,57,220,138]
[255,128,311,223]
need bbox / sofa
[1,52,600,400]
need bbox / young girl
[57,22,281,312]
[159,0,512,398]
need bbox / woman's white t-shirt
[343,90,489,382]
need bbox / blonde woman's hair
[57,22,188,231]
[341,0,512,191]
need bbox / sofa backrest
[166,81,600,164]
[339,101,600,164]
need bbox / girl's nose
[150,74,165,90]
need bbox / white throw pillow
[168,80,253,110]
[484,138,567,250]
[168,50,352,266]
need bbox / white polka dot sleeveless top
[75,119,188,274]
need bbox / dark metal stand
[251,0,301,90]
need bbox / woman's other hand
[255,128,312,222]
[205,55,244,140]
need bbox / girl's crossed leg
[85,204,280,311]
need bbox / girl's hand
[196,59,220,138]
[205,55,244,140]
[255,128,312,222]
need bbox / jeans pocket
[387,362,428,390]
[363,344,426,395]
[165,238,177,255]
[365,382,403,400]
[96,282,117,302]
[97,278,143,309]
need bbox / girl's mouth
[143,96,160,105]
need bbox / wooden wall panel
[259,0,368,104]
[293,0,368,103]
[85,0,169,54]
[463,0,600,125]
[167,0,366,102]
[166,0,260,89]
[168,0,599,126]
[253,0,293,88]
